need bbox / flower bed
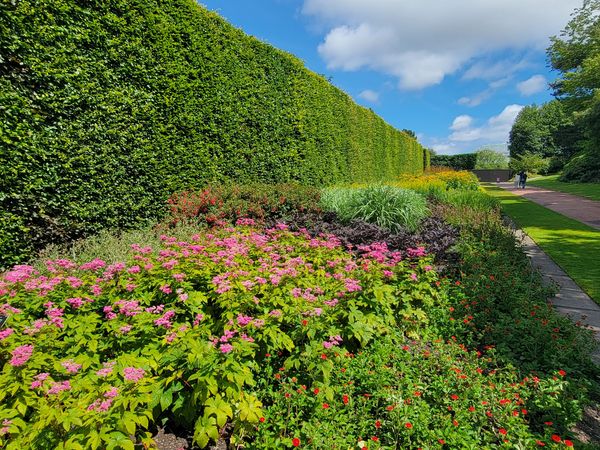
[1,176,598,449]
[0,224,441,448]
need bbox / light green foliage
[510,152,550,174]
[0,0,424,268]
[474,148,509,169]
[0,226,442,448]
[320,185,429,232]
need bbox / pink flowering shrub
[0,225,440,449]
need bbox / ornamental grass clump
[320,185,429,232]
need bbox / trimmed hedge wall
[431,154,476,171]
[0,0,424,267]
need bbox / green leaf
[194,415,219,448]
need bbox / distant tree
[509,152,549,174]
[474,148,509,169]
[402,129,417,139]
[508,101,580,160]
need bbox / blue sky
[199,0,581,155]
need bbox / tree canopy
[474,148,508,169]
[547,0,600,181]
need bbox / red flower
[536,440,546,446]
[259,417,265,423]
[292,437,301,447]
[342,394,349,405]
[274,374,281,380]
[450,394,459,401]
[313,388,320,395]
[544,421,553,426]
[551,435,561,443]
[301,320,308,326]
[320,354,327,360]
[375,420,381,429]
[468,406,475,412]
[558,369,566,377]
[322,403,329,409]
[499,428,507,435]
[438,439,446,445]
[452,420,459,427]
[371,436,379,442]
[564,440,573,447]
[386,405,394,411]
[405,422,413,429]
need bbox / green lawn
[483,185,600,303]
[528,174,600,201]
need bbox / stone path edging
[513,227,600,364]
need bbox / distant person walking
[514,172,520,188]
[519,171,527,189]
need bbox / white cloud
[449,104,524,143]
[451,115,473,131]
[357,89,379,103]
[517,74,547,95]
[462,59,531,81]
[457,77,511,107]
[303,0,579,90]
[431,143,459,154]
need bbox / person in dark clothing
[519,171,527,188]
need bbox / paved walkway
[495,183,600,362]
[497,182,600,230]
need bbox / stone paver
[497,182,600,230]
[514,229,600,364]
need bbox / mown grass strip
[483,184,600,303]
[528,175,600,201]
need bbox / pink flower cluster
[10,344,33,366]
[123,367,145,382]
[0,328,14,341]
[88,387,119,412]
[96,361,116,377]
[322,335,343,349]
[30,372,49,389]
[62,360,82,374]
[154,310,176,328]
[47,380,71,395]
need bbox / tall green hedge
[0,0,424,267]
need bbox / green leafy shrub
[320,185,429,232]
[560,152,600,182]
[0,225,441,448]
[167,183,322,226]
[253,333,584,449]
[0,0,424,268]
